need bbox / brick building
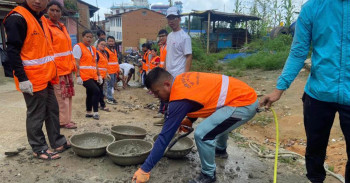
[106,8,167,54]
[76,0,98,42]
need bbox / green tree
[283,0,294,26]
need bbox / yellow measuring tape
[271,108,279,183]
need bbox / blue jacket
[277,0,350,105]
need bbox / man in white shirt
[119,62,135,89]
[165,6,192,78]
[153,6,193,126]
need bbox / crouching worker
[132,68,258,183]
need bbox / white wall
[108,16,123,41]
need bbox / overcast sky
[83,0,305,21]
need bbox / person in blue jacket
[260,0,350,182]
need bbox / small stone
[248,173,254,179]
[236,166,240,171]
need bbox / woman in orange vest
[47,1,77,129]
[4,0,70,160]
[73,30,103,120]
[96,39,111,112]
[149,48,160,70]
[133,68,258,183]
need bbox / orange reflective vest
[96,50,108,78]
[149,56,160,70]
[47,19,75,76]
[77,43,97,81]
[159,45,166,68]
[105,47,119,74]
[169,72,257,118]
[5,6,57,92]
[142,50,150,72]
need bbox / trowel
[164,125,194,155]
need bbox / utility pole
[96,0,99,26]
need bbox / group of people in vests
[6,1,347,183]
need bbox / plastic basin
[70,132,115,157]
[153,134,194,159]
[107,139,153,166]
[110,125,147,140]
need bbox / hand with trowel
[132,68,258,183]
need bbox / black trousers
[83,79,100,112]
[303,93,350,183]
[23,83,66,152]
[98,79,106,108]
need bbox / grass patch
[251,114,273,126]
[328,165,334,172]
[191,35,293,73]
[279,157,297,165]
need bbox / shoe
[189,172,216,183]
[143,87,148,91]
[106,99,118,105]
[93,114,100,120]
[215,148,228,159]
[153,112,164,118]
[85,113,93,118]
[153,118,165,126]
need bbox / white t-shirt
[72,44,94,59]
[119,63,135,76]
[166,29,192,78]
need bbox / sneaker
[189,172,216,183]
[85,113,93,118]
[143,87,148,91]
[93,114,100,120]
[153,112,164,118]
[153,118,165,126]
[215,148,228,159]
[106,99,118,105]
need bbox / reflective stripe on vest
[217,75,229,108]
[99,68,107,71]
[54,51,73,58]
[108,62,119,65]
[22,55,55,66]
[79,66,96,69]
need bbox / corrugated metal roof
[182,10,261,22]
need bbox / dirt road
[0,68,342,183]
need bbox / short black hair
[107,36,115,40]
[97,38,106,45]
[145,67,172,89]
[82,30,93,37]
[129,68,135,75]
[97,30,106,37]
[47,0,63,10]
[158,29,168,36]
[142,43,151,49]
[151,48,157,52]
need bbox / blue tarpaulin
[218,53,252,63]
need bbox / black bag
[0,47,13,78]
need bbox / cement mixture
[113,144,148,156]
[73,136,112,148]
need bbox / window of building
[142,11,147,16]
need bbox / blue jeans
[107,74,116,100]
[194,100,258,178]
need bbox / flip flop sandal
[33,150,61,160]
[63,122,77,129]
[54,142,71,153]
